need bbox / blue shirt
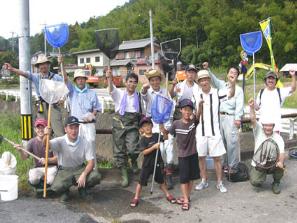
[209,70,244,120]
[67,82,101,121]
[27,72,63,97]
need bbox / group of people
[2,53,296,210]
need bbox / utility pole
[41,23,47,55]
[18,0,33,141]
[149,10,155,69]
[10,32,15,52]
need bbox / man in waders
[106,69,143,187]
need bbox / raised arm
[169,79,178,98]
[248,98,257,128]
[3,63,29,78]
[106,68,114,94]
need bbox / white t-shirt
[50,135,94,168]
[194,87,228,137]
[256,87,292,131]
[175,80,199,102]
[251,122,285,167]
[110,86,138,113]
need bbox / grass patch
[98,160,113,169]
[0,113,33,191]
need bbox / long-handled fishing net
[150,94,173,194]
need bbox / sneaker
[216,182,227,193]
[195,180,209,190]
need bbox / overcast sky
[0,0,129,39]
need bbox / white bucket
[0,175,18,201]
[206,156,215,170]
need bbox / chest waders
[112,112,141,187]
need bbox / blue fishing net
[240,31,262,55]
[44,23,69,48]
[151,94,173,124]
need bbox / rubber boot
[272,167,284,194]
[121,167,129,188]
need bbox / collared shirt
[209,71,244,120]
[193,87,228,137]
[141,87,174,131]
[110,85,139,113]
[27,71,63,97]
[67,82,101,121]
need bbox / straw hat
[197,69,210,81]
[74,69,87,80]
[34,54,51,67]
[145,69,162,80]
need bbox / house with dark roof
[72,37,161,82]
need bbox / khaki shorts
[196,136,226,157]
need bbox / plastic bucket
[206,156,215,170]
[0,175,18,201]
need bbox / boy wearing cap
[248,99,285,194]
[106,69,143,187]
[255,70,296,133]
[203,62,244,171]
[141,69,175,189]
[194,70,235,193]
[130,117,176,208]
[64,69,101,167]
[3,54,65,136]
[49,116,101,202]
[162,99,202,211]
[14,118,58,195]
[169,64,199,120]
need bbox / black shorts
[139,163,165,186]
[178,153,200,184]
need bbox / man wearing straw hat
[64,69,101,168]
[3,54,65,137]
[141,69,175,189]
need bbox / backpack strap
[259,88,264,106]
[200,94,205,136]
[276,87,282,105]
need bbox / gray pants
[36,101,65,137]
[112,113,140,168]
[220,114,240,168]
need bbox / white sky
[0,0,129,39]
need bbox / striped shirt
[169,119,198,157]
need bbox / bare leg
[187,181,193,198]
[180,183,189,203]
[199,157,207,181]
[160,183,170,197]
[134,183,142,199]
[213,156,222,182]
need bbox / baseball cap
[260,116,275,125]
[178,99,194,109]
[186,64,197,72]
[64,116,80,126]
[34,118,47,127]
[139,117,153,127]
[264,71,278,80]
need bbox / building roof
[72,37,159,56]
[118,37,157,50]
[72,49,101,55]
[110,59,133,66]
